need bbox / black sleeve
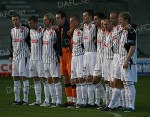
[62,23,70,48]
[9,34,13,57]
[124,27,136,52]
[127,28,136,46]
[55,29,62,56]
[93,27,98,49]
[81,43,84,49]
[25,31,31,51]
[22,24,31,51]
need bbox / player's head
[55,10,66,26]
[11,13,20,28]
[83,9,94,24]
[110,11,119,26]
[43,13,55,28]
[28,16,38,29]
[118,12,131,27]
[101,19,105,31]
[94,12,105,27]
[102,17,113,32]
[70,15,80,29]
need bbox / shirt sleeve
[127,27,136,46]
[9,31,13,58]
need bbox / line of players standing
[9,9,137,112]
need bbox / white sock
[14,80,21,102]
[81,82,87,105]
[108,88,121,108]
[99,83,106,105]
[87,83,95,105]
[115,95,122,108]
[99,85,106,105]
[49,83,56,104]
[73,97,77,103]
[121,88,125,107]
[23,80,29,103]
[43,81,49,103]
[55,82,62,104]
[109,87,113,100]
[67,97,73,102]
[34,81,42,103]
[105,83,110,105]
[124,83,129,108]
[128,83,136,110]
[95,82,101,106]
[76,84,82,105]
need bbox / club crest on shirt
[38,27,42,33]
[50,31,53,36]
[20,26,24,33]
[77,31,81,36]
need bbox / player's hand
[9,57,13,62]
[67,28,74,36]
[93,39,97,44]
[52,26,59,31]
[123,61,129,69]
[124,24,131,30]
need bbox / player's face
[110,13,118,26]
[28,20,38,29]
[55,14,65,26]
[103,19,111,31]
[12,16,20,28]
[101,20,105,30]
[43,16,51,28]
[70,18,79,29]
[94,16,101,27]
[83,12,91,24]
[119,17,127,27]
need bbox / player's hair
[28,16,38,22]
[11,12,20,19]
[110,11,119,18]
[44,13,56,25]
[70,15,80,22]
[101,16,110,22]
[83,9,94,18]
[94,12,105,19]
[56,10,67,19]
[119,12,131,23]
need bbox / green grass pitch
[0,76,150,117]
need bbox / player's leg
[103,55,122,110]
[40,77,50,107]
[10,59,21,105]
[60,54,73,105]
[44,64,56,106]
[38,62,49,107]
[67,54,77,104]
[123,65,136,112]
[52,63,62,107]
[75,55,84,108]
[20,57,30,105]
[69,56,77,107]
[93,63,105,108]
[29,60,41,105]
[86,52,96,107]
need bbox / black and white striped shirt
[83,22,96,52]
[103,30,116,59]
[10,25,30,60]
[119,27,137,64]
[72,28,84,56]
[42,29,58,63]
[96,29,106,63]
[30,26,43,60]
